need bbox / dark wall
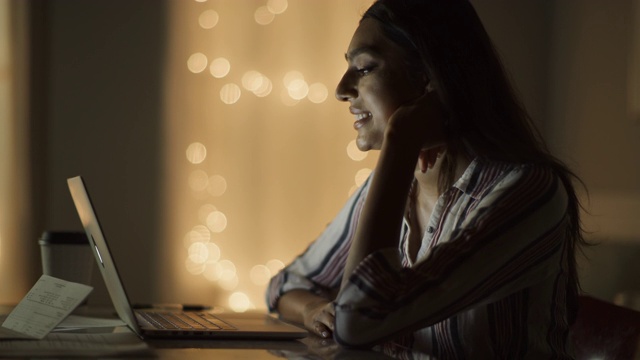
[34,0,166,304]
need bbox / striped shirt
[267,157,575,359]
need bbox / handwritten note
[1,275,93,339]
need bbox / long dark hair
[362,0,588,319]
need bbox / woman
[267,0,585,358]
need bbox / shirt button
[427,226,434,234]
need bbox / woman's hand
[384,85,447,156]
[302,300,335,338]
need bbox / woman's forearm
[276,289,332,325]
[340,135,419,289]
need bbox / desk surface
[0,305,400,359]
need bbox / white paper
[1,275,93,339]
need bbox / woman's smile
[352,110,372,129]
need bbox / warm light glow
[185,258,206,275]
[254,6,275,25]
[287,79,309,100]
[307,82,329,103]
[249,265,272,285]
[218,260,238,290]
[348,185,358,198]
[265,259,285,274]
[203,262,222,281]
[167,0,380,312]
[188,170,209,191]
[205,242,221,263]
[220,83,241,104]
[206,210,228,233]
[229,292,252,312]
[219,275,239,291]
[283,70,304,88]
[346,140,368,161]
[242,70,264,92]
[199,10,219,29]
[207,175,227,197]
[280,89,299,107]
[186,142,207,164]
[267,0,288,14]
[253,78,273,97]
[188,242,209,264]
[187,52,208,73]
[184,225,211,249]
[355,168,372,187]
[209,57,230,78]
[242,71,273,98]
[198,204,217,223]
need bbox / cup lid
[38,231,89,245]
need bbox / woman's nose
[335,72,356,102]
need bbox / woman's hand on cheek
[384,86,447,153]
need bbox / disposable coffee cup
[38,231,94,287]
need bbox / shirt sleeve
[266,175,372,312]
[333,164,570,347]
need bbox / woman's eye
[356,66,375,76]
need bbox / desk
[0,305,399,359]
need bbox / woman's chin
[356,137,382,152]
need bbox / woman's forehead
[346,19,408,61]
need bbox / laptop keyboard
[138,311,236,331]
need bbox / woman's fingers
[304,301,336,338]
[314,321,332,338]
[418,147,444,173]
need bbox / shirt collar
[452,157,482,199]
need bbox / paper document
[1,275,93,339]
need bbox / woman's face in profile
[336,18,423,151]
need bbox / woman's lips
[353,112,372,129]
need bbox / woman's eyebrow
[344,46,383,61]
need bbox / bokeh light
[283,70,304,88]
[203,262,223,282]
[220,83,242,104]
[206,211,228,233]
[199,10,219,29]
[188,242,209,264]
[188,170,209,191]
[184,225,211,249]
[185,258,206,275]
[280,89,299,107]
[187,52,208,73]
[355,168,372,187]
[205,242,221,263]
[267,0,288,14]
[254,6,275,25]
[186,142,207,164]
[207,175,228,197]
[209,57,230,78]
[265,259,285,275]
[307,82,329,103]
[250,265,272,286]
[346,140,368,161]
[287,79,309,100]
[229,292,252,312]
[198,204,217,223]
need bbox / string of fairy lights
[181,0,372,312]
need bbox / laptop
[67,175,307,340]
